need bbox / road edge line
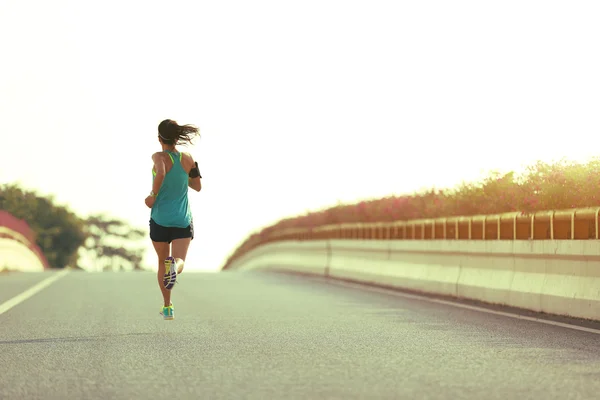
[0,269,71,316]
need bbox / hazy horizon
[2,0,599,272]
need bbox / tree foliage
[0,183,147,270]
[83,214,146,271]
[0,183,86,268]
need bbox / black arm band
[189,162,202,178]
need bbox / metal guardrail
[222,207,600,269]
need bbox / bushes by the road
[224,157,600,265]
[0,183,147,270]
[0,184,87,269]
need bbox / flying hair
[158,119,200,146]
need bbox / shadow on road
[0,332,153,345]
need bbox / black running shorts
[149,218,194,243]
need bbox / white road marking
[318,277,600,335]
[0,269,70,315]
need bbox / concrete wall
[226,239,600,322]
[0,211,49,272]
[0,237,47,272]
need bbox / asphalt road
[2,269,600,400]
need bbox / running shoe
[163,256,177,289]
[160,303,174,320]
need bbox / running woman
[145,119,202,320]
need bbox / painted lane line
[320,278,600,335]
[0,269,70,315]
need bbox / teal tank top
[150,150,192,228]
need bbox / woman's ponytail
[158,119,200,146]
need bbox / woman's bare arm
[188,175,201,192]
[184,152,202,192]
[151,152,167,195]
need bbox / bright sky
[1,1,599,272]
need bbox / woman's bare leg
[152,240,171,307]
[171,237,192,274]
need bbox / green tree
[0,183,87,268]
[83,213,147,271]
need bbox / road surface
[1,269,600,399]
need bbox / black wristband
[189,162,201,178]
